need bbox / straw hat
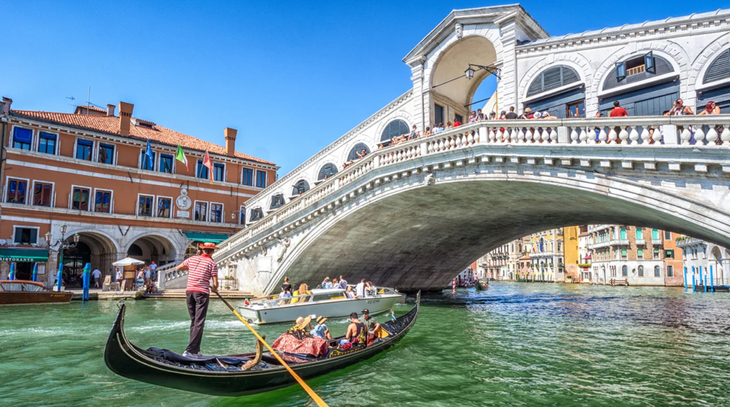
[297,316,312,329]
[316,316,328,325]
[198,242,218,250]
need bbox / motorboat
[238,287,402,324]
[0,280,73,305]
[104,293,420,396]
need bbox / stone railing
[157,262,184,289]
[216,115,730,261]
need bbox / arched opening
[697,49,730,111]
[62,232,118,287]
[317,163,338,181]
[380,120,410,146]
[524,65,585,118]
[270,193,285,210]
[347,143,370,162]
[126,235,176,267]
[429,36,497,127]
[599,53,678,116]
[292,180,310,197]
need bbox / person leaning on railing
[698,100,723,145]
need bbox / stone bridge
[214,116,730,295]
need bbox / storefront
[0,248,50,281]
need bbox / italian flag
[175,145,188,170]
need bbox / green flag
[175,145,188,170]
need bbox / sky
[2,0,721,175]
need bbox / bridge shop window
[38,132,57,155]
[12,127,32,150]
[697,49,730,111]
[99,143,115,164]
[72,187,91,211]
[292,180,310,196]
[380,120,410,147]
[137,195,154,217]
[525,66,583,118]
[241,168,253,186]
[76,139,94,161]
[270,193,285,210]
[194,201,208,221]
[599,53,677,116]
[5,179,27,204]
[213,163,225,182]
[94,190,112,213]
[347,143,370,162]
[159,154,174,174]
[32,181,53,207]
[157,197,172,218]
[249,207,264,222]
[256,170,267,188]
[317,163,338,181]
[210,203,223,223]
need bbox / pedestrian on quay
[175,242,219,358]
[150,261,157,281]
[92,267,102,288]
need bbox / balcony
[635,239,646,245]
[588,239,629,249]
[676,237,704,248]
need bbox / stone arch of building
[62,230,121,277]
[374,110,414,143]
[591,43,690,103]
[123,233,180,264]
[691,32,730,90]
[518,54,594,104]
[262,165,730,294]
[291,176,314,196]
[340,138,374,164]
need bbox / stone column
[409,58,427,131]
[495,20,518,111]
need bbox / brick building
[0,97,277,287]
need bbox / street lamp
[46,224,80,292]
[464,63,501,81]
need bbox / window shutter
[704,49,730,84]
[542,67,562,92]
[644,51,656,74]
[616,62,626,82]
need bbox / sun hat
[316,316,328,324]
[199,242,218,250]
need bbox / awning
[184,232,229,243]
[0,248,49,263]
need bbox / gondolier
[175,242,219,358]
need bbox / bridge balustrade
[219,115,730,257]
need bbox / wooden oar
[213,290,329,407]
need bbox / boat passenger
[322,277,332,289]
[281,276,291,293]
[311,316,331,340]
[332,278,339,289]
[355,278,366,297]
[338,275,348,289]
[345,286,356,298]
[340,312,367,346]
[362,308,384,344]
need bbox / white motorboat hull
[237,294,401,324]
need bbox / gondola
[475,279,488,291]
[104,292,420,396]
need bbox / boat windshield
[0,283,23,292]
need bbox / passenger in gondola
[362,308,383,345]
[339,312,367,347]
[311,316,331,340]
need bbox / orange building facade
[0,97,277,286]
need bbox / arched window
[621,265,628,277]
[638,265,644,277]
[249,207,264,222]
[380,120,410,143]
[704,49,730,84]
[317,163,338,180]
[270,194,285,210]
[292,180,310,196]
[654,266,661,277]
[527,66,580,97]
[347,143,370,161]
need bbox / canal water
[2,282,730,406]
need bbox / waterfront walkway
[67,288,254,301]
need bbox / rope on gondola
[213,290,329,407]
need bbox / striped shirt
[183,254,218,294]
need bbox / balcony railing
[676,237,704,248]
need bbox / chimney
[224,127,237,157]
[118,101,134,136]
[1,97,12,116]
[106,104,116,117]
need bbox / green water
[2,283,730,406]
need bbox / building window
[13,227,38,244]
[703,49,730,84]
[256,170,267,188]
[239,206,246,225]
[241,168,253,186]
[33,182,53,207]
[194,201,208,221]
[141,151,156,171]
[213,163,225,182]
[159,154,174,173]
[655,266,662,277]
[317,163,338,180]
[138,195,154,216]
[72,187,91,211]
[76,139,94,160]
[434,104,444,126]
[667,265,674,277]
[347,143,370,161]
[99,143,115,164]
[622,265,628,277]
[636,229,643,240]
[620,228,627,240]
[664,249,674,259]
[621,248,627,259]
[292,180,310,196]
[638,265,644,277]
[270,194,285,210]
[637,248,644,259]
[12,127,32,150]
[6,179,27,204]
[454,114,463,124]
[157,197,172,218]
[250,207,264,222]
[380,120,410,146]
[527,65,581,97]
[210,203,223,223]
[196,160,209,179]
[653,248,660,259]
[652,229,659,241]
[664,231,671,240]
[95,190,111,213]
[38,132,57,155]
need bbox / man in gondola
[175,242,219,358]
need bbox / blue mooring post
[8,262,16,280]
[56,264,63,292]
[701,266,706,292]
[710,265,715,292]
[82,263,91,301]
[692,274,696,292]
[683,267,688,291]
[32,263,38,282]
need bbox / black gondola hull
[104,298,419,396]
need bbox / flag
[203,150,213,183]
[145,140,154,169]
[175,145,188,170]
